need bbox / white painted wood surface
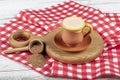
[0,0,120,80]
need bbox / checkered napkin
[0,1,120,79]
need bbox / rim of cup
[62,16,85,33]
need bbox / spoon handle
[3,47,28,54]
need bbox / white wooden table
[0,0,120,80]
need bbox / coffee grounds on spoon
[30,41,43,54]
[28,40,46,67]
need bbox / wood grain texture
[0,0,120,80]
[43,28,104,64]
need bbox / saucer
[53,31,91,52]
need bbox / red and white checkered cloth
[0,1,120,79]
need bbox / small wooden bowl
[9,30,35,48]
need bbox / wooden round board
[39,27,104,64]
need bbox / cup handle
[82,23,93,37]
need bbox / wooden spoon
[3,39,44,54]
